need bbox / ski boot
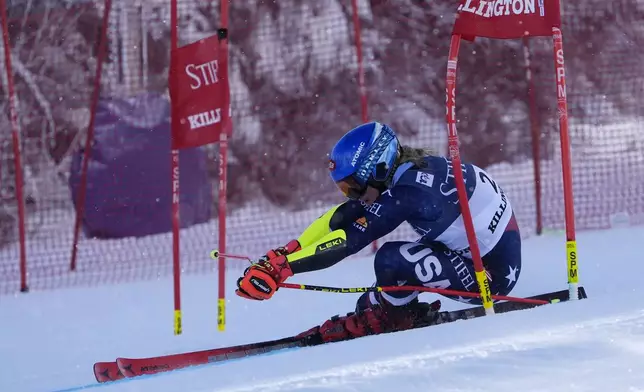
[314,292,443,343]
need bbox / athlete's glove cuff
[262,240,301,261]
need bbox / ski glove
[235,240,300,300]
[260,240,301,263]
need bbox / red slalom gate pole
[522,37,543,236]
[0,0,28,292]
[169,0,182,336]
[279,282,548,305]
[445,34,495,315]
[70,0,112,272]
[217,0,231,333]
[349,0,378,255]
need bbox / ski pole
[210,250,252,262]
[278,282,549,305]
[209,251,549,305]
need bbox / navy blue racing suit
[289,156,521,306]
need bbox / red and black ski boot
[317,296,442,343]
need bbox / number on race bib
[479,171,500,194]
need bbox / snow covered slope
[2,226,644,392]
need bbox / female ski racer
[235,121,520,342]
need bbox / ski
[94,286,586,383]
[116,335,308,380]
[93,361,123,383]
[93,336,309,383]
[436,286,587,323]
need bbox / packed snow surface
[2,225,644,392]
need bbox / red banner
[453,0,561,40]
[170,34,231,150]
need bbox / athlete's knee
[372,241,422,306]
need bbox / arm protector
[286,204,351,274]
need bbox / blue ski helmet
[328,122,400,198]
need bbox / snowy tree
[1,0,642,217]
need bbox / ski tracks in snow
[208,309,644,392]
